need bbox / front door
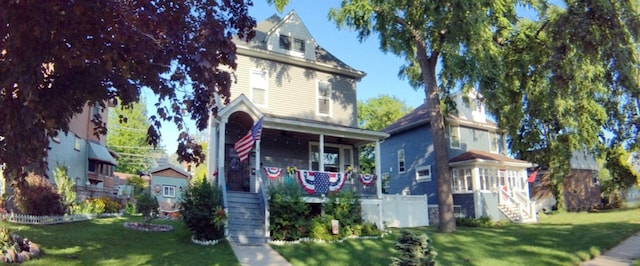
[226,145,250,191]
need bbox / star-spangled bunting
[359,174,376,186]
[234,117,263,162]
[314,172,330,194]
[263,167,283,180]
[297,170,347,195]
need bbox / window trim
[397,149,406,174]
[449,125,461,149]
[489,132,499,153]
[250,69,268,107]
[316,81,332,116]
[416,165,432,182]
[163,185,176,198]
[308,142,354,172]
[278,34,305,57]
[74,135,82,151]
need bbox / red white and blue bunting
[359,174,376,186]
[263,167,283,180]
[297,170,347,195]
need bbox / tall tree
[1,1,256,187]
[107,100,160,174]
[476,1,640,209]
[328,0,521,232]
[358,95,411,174]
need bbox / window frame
[278,34,291,50]
[397,149,406,174]
[250,69,268,107]
[489,132,499,153]
[308,142,354,172]
[163,185,176,198]
[449,125,461,149]
[451,168,473,193]
[316,81,332,116]
[415,165,432,182]
[74,135,81,151]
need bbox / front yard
[2,208,639,265]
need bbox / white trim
[415,165,432,182]
[316,80,332,117]
[489,132,499,153]
[397,149,406,174]
[250,68,268,108]
[163,185,176,198]
[449,125,461,149]
[308,142,353,172]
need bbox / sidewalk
[582,232,640,266]
[229,241,292,266]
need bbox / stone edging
[191,236,224,246]
[269,233,387,245]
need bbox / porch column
[472,167,481,218]
[319,134,325,171]
[375,140,382,198]
[252,139,261,193]
[206,116,218,185]
[217,119,227,189]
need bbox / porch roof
[449,150,533,168]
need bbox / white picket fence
[1,213,98,225]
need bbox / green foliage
[14,173,64,216]
[125,202,137,215]
[391,231,437,266]
[324,190,362,229]
[127,175,148,196]
[100,196,121,213]
[357,95,412,173]
[70,198,106,214]
[136,191,159,224]
[268,182,310,241]
[52,165,76,211]
[588,246,601,258]
[107,101,160,174]
[309,215,339,241]
[456,216,494,228]
[180,179,225,241]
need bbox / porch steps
[226,191,266,246]
[499,204,536,223]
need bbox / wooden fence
[1,213,99,225]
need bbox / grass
[2,216,239,266]
[271,208,640,266]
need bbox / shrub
[180,179,224,241]
[391,231,437,266]
[456,216,494,227]
[124,202,136,215]
[136,191,159,223]
[268,182,310,241]
[588,246,601,258]
[70,198,105,214]
[361,221,381,236]
[309,215,339,241]
[52,165,76,212]
[14,172,64,216]
[323,191,362,230]
[100,196,121,213]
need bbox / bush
[309,215,339,241]
[324,191,362,230]
[391,231,437,266]
[124,202,136,215]
[268,182,310,241]
[180,179,224,241]
[136,191,159,223]
[361,221,380,236]
[456,216,494,227]
[14,172,64,216]
[70,198,105,214]
[100,196,121,213]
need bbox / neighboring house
[380,91,536,224]
[47,103,119,200]
[529,151,601,212]
[149,165,190,214]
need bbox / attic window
[279,35,305,53]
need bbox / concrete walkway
[583,232,640,266]
[230,242,292,266]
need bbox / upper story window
[449,125,461,149]
[317,81,332,116]
[250,69,268,106]
[489,132,499,153]
[279,35,305,54]
[397,149,406,174]
[74,135,82,151]
[416,165,431,182]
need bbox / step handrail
[499,188,523,222]
[257,174,270,240]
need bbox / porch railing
[513,190,536,220]
[499,188,523,222]
[261,172,377,198]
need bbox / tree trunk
[416,41,456,233]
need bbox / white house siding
[234,55,357,127]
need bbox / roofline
[386,116,499,135]
[236,45,366,80]
[264,116,388,142]
[449,159,533,168]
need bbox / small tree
[180,179,225,241]
[127,175,148,197]
[136,191,159,224]
[391,231,437,266]
[14,173,64,216]
[52,165,76,212]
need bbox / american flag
[234,117,263,162]
[314,172,330,194]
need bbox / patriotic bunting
[359,174,376,186]
[263,167,283,180]
[297,170,347,195]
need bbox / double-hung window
[449,125,460,149]
[317,81,331,116]
[489,132,499,153]
[397,149,406,173]
[163,185,176,198]
[250,69,268,106]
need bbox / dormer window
[279,34,305,53]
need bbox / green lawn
[3,216,239,266]
[271,208,640,266]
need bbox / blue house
[380,91,536,224]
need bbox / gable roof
[149,164,190,178]
[234,11,365,79]
[383,103,498,135]
[449,150,533,167]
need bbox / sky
[152,1,426,154]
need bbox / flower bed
[123,222,174,232]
